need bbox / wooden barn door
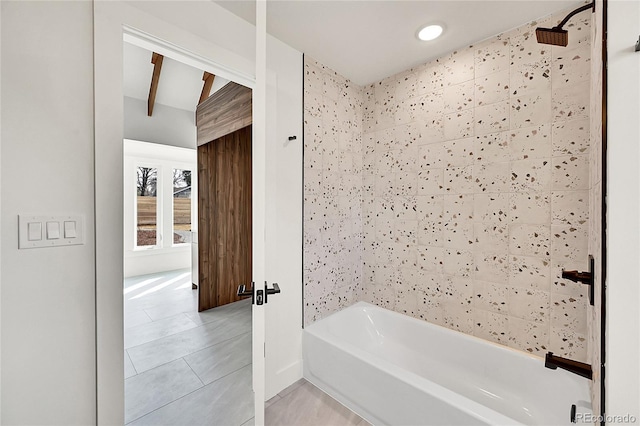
[196,82,253,312]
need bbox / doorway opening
[121,38,254,425]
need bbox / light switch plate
[19,215,85,249]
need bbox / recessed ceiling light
[417,24,444,41]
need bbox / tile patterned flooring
[124,269,367,425]
[265,381,370,426]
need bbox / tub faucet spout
[545,352,592,380]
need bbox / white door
[253,1,304,424]
[252,2,268,421]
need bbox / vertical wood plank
[198,125,252,311]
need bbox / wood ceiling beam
[147,52,164,117]
[199,72,216,105]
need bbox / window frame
[134,161,162,250]
[124,139,197,258]
[171,167,194,247]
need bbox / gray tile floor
[124,269,253,425]
[265,381,370,426]
[124,269,368,426]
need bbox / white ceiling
[123,1,584,108]
[123,42,229,113]
[215,0,584,86]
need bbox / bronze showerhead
[535,1,593,47]
[535,27,568,47]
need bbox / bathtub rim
[306,301,547,363]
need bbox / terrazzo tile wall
[303,57,364,324]
[588,0,604,416]
[303,6,596,360]
[359,8,592,359]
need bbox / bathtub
[303,302,592,425]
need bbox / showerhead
[535,1,593,47]
[535,27,568,47]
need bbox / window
[173,169,192,244]
[136,166,158,247]
[125,140,196,258]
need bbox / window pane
[136,167,158,246]
[173,169,192,244]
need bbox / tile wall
[304,7,595,361]
[303,58,364,324]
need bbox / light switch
[19,215,84,249]
[28,222,42,241]
[64,221,77,238]
[46,221,60,240]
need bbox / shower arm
[553,2,595,30]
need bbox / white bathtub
[303,301,592,426]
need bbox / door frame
[94,3,260,423]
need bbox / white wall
[606,0,640,420]
[124,96,196,150]
[124,140,196,278]
[0,0,263,422]
[0,1,96,424]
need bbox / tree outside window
[136,167,158,246]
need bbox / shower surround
[304,7,593,361]
[304,61,365,324]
